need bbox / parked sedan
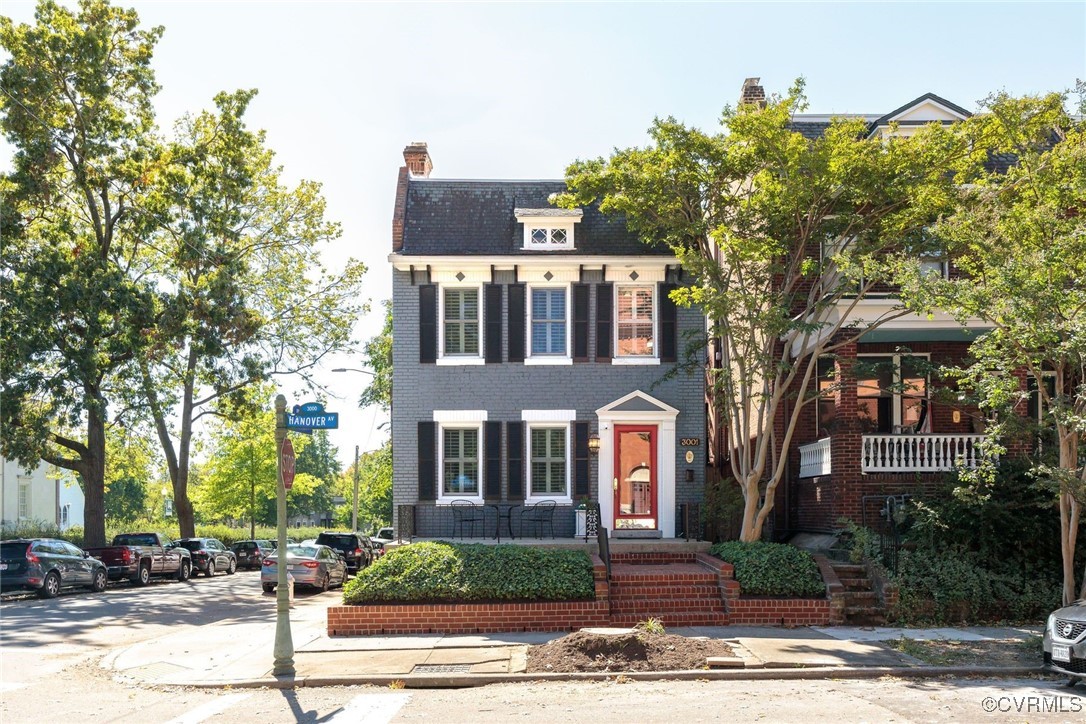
[0,538,108,598]
[230,540,274,570]
[176,538,237,577]
[261,544,347,593]
[1044,600,1086,683]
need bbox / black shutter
[508,283,526,363]
[418,421,436,501]
[485,284,503,364]
[506,421,524,501]
[485,421,502,501]
[572,283,589,362]
[574,422,590,498]
[659,282,677,363]
[595,283,612,362]
[419,284,437,364]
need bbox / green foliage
[562,79,970,542]
[703,475,745,542]
[342,542,595,604]
[894,547,1061,624]
[358,300,392,413]
[837,518,881,565]
[0,0,165,547]
[710,541,825,597]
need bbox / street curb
[162,665,1045,690]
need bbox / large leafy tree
[562,80,968,541]
[103,425,157,520]
[897,89,1086,604]
[194,404,320,527]
[138,89,365,538]
[0,0,162,546]
[292,429,341,523]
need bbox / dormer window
[516,208,582,251]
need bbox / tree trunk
[83,404,108,548]
[739,475,762,542]
[1059,431,1081,606]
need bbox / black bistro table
[486,503,519,543]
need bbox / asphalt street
[2,572,1084,723]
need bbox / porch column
[830,340,863,524]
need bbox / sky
[3,0,1084,473]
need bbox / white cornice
[389,254,678,270]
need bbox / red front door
[613,425,657,530]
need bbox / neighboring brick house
[729,85,1026,535]
[388,144,706,539]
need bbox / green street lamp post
[273,394,294,677]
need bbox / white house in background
[1,456,85,530]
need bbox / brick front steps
[326,550,838,636]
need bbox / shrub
[710,541,825,597]
[893,546,1060,624]
[342,542,595,604]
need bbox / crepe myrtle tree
[895,88,1086,604]
[561,79,972,541]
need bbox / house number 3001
[680,438,700,446]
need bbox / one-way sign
[286,401,339,431]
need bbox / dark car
[230,540,274,570]
[176,538,237,577]
[314,531,372,574]
[1044,600,1086,683]
[0,538,108,598]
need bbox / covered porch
[799,432,989,477]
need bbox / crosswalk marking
[327,692,412,724]
[163,692,252,724]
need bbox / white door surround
[595,390,679,538]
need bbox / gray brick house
[388,143,706,539]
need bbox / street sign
[281,437,296,490]
[286,401,339,431]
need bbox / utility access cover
[411,664,472,674]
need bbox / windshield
[268,544,318,560]
[113,534,159,547]
[177,541,204,552]
[1,542,29,559]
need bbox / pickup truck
[84,533,192,586]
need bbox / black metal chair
[450,499,483,539]
[520,500,557,539]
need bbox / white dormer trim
[517,209,583,251]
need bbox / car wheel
[262,583,276,593]
[38,571,61,599]
[205,560,215,577]
[90,568,107,593]
[177,560,191,582]
[226,557,236,575]
[133,563,151,587]
[318,573,329,593]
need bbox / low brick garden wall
[326,550,837,635]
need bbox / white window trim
[434,412,486,503]
[525,284,573,364]
[438,283,485,364]
[525,420,573,504]
[856,353,931,429]
[520,221,577,250]
[613,283,659,364]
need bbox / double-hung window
[442,427,480,496]
[616,285,655,357]
[855,354,930,434]
[443,288,480,356]
[530,427,567,496]
[530,288,566,356]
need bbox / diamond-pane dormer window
[523,224,575,250]
[532,228,548,245]
[551,228,566,245]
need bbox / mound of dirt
[526,630,735,673]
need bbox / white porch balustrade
[861,433,988,473]
[798,438,832,478]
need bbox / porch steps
[606,553,729,627]
[829,562,887,626]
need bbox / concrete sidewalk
[102,604,1044,689]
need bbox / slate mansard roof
[399,178,670,257]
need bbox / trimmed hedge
[342,542,595,604]
[710,541,826,597]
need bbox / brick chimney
[739,78,766,108]
[393,142,433,252]
[403,142,432,177]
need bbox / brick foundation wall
[327,600,611,635]
[725,597,832,626]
